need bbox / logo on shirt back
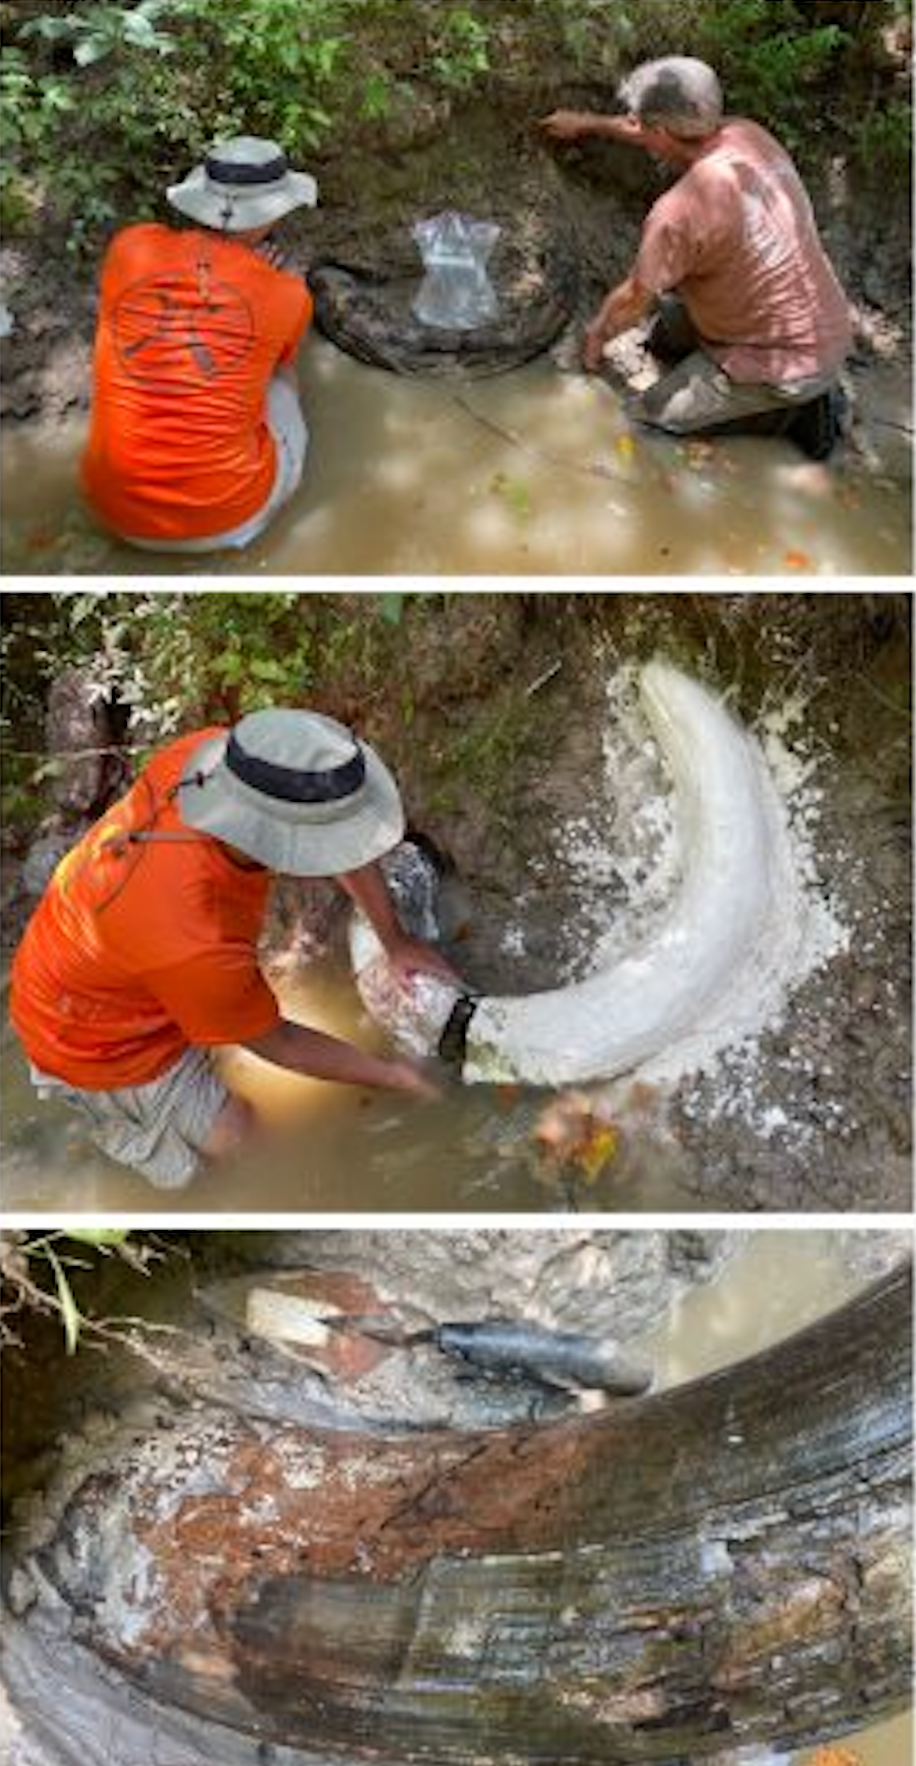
[112,261,255,387]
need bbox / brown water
[1,339,910,575]
[794,1712,911,1766]
[1,962,706,1213]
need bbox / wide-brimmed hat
[167,136,317,233]
[177,710,404,876]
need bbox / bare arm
[339,860,461,984]
[243,1017,438,1098]
[583,273,655,370]
[540,111,670,153]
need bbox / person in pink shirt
[543,57,852,458]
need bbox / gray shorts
[30,1047,230,1189]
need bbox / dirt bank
[0,74,911,437]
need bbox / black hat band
[225,729,366,804]
[205,152,289,188]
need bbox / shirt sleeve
[634,192,702,296]
[143,948,281,1046]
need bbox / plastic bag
[412,210,501,330]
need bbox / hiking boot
[785,386,845,461]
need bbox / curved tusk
[351,659,817,1088]
[4,1266,911,1764]
[464,657,804,1085]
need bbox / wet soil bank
[0,72,911,449]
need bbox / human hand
[583,320,609,373]
[255,239,289,270]
[386,934,463,988]
[540,109,590,141]
[383,1058,443,1101]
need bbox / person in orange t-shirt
[543,58,852,459]
[81,137,317,551]
[10,710,460,1190]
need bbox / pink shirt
[635,119,852,385]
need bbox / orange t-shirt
[10,729,281,1089]
[635,120,852,385]
[80,224,313,541]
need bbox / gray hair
[619,56,724,139]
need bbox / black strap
[206,152,288,187]
[437,994,479,1068]
[225,729,366,805]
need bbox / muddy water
[794,1713,911,1766]
[1,338,910,575]
[1,960,709,1213]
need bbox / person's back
[639,117,852,385]
[10,728,276,1089]
[78,136,317,549]
[81,223,312,544]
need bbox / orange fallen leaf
[534,1093,620,1181]
[807,1748,863,1766]
[783,548,814,570]
[570,1122,619,1181]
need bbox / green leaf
[74,38,113,67]
[47,1247,82,1355]
[64,1228,130,1248]
[490,472,531,517]
[378,592,405,626]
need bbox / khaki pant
[633,298,837,435]
[30,1047,230,1189]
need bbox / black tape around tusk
[437,993,479,1068]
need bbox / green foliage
[1,594,424,787]
[1,2,910,260]
[430,8,491,90]
[20,1230,132,1354]
[360,69,396,122]
[21,1,177,66]
[695,0,849,145]
[167,0,349,148]
[544,0,639,75]
[854,100,913,180]
[0,47,75,229]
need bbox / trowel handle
[433,1320,653,1395]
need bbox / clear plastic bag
[412,211,501,330]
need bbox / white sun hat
[167,136,318,233]
[177,709,405,876]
